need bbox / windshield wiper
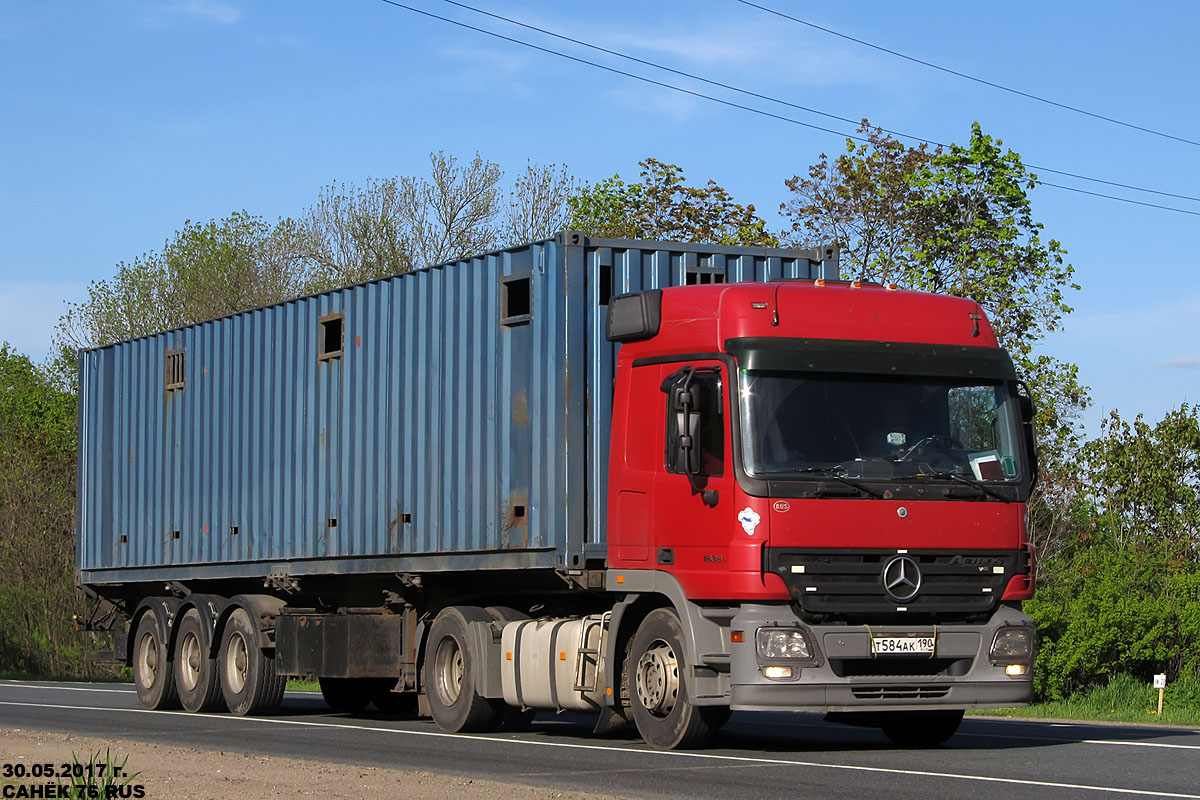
[920,470,1011,502]
[792,467,883,498]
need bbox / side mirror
[1015,381,1039,486]
[671,382,703,475]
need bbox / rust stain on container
[502,492,530,549]
[387,516,403,554]
[512,390,529,426]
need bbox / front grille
[766,548,1024,619]
[852,685,950,700]
[831,657,972,678]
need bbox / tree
[0,345,90,676]
[304,154,576,285]
[569,158,778,246]
[1027,404,1200,698]
[55,211,309,352]
[1083,405,1200,556]
[500,161,574,248]
[782,121,935,282]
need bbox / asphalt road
[2,680,1198,799]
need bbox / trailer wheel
[424,606,498,733]
[629,608,715,750]
[132,612,179,710]
[880,710,964,748]
[320,678,373,713]
[174,609,225,713]
[218,608,286,716]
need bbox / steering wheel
[898,434,964,463]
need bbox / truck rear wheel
[174,609,225,713]
[880,710,964,747]
[629,609,716,750]
[132,612,179,710]
[219,608,286,716]
[424,606,498,733]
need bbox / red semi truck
[77,236,1036,750]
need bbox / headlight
[990,627,1033,661]
[756,628,811,660]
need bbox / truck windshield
[738,370,1025,482]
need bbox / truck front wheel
[132,612,179,710]
[424,606,498,733]
[174,609,225,713]
[629,609,716,750]
[219,608,286,716]
[880,710,964,747]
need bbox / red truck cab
[604,280,1036,744]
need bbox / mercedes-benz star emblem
[882,556,922,602]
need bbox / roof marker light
[851,281,862,288]
[886,283,899,291]
[814,280,826,288]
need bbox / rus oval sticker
[772,500,791,513]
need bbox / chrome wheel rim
[180,630,202,691]
[136,631,157,689]
[433,636,464,705]
[635,639,680,718]
[225,631,249,694]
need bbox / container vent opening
[165,349,186,391]
[319,314,343,360]
[598,264,613,306]
[501,275,532,326]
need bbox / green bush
[1028,543,1200,700]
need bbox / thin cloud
[141,0,243,29]
[1163,355,1200,369]
[177,0,242,25]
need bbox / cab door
[648,360,748,599]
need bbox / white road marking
[0,682,133,694]
[0,700,1196,799]
[3,683,1196,751]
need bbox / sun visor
[726,337,1017,380]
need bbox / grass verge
[286,678,321,692]
[971,673,1200,727]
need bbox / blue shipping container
[77,233,835,585]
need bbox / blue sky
[1,0,1197,437]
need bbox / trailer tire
[424,606,498,733]
[132,612,180,710]
[218,608,286,716]
[629,609,715,750]
[880,710,964,748]
[320,678,373,713]
[174,609,225,713]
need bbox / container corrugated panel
[77,233,831,584]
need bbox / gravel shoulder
[0,728,632,800]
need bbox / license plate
[872,635,935,655]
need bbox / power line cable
[374,0,1200,218]
[437,0,1200,205]
[736,0,1200,149]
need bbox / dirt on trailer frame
[0,728,632,800]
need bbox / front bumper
[728,603,1034,713]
